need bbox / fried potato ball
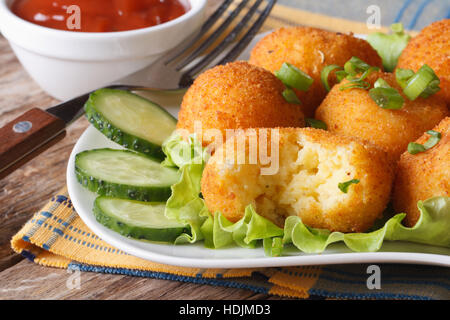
[397,19,450,104]
[315,71,448,162]
[393,117,449,227]
[249,27,383,117]
[176,61,305,147]
[201,127,393,233]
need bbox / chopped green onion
[407,143,426,154]
[369,78,404,109]
[321,64,343,92]
[275,62,313,91]
[335,70,348,82]
[420,79,441,99]
[344,57,372,75]
[346,66,379,82]
[340,81,371,91]
[403,64,440,100]
[369,87,404,109]
[340,65,379,91]
[423,130,442,149]
[395,68,415,89]
[338,179,360,193]
[282,88,301,104]
[373,78,390,88]
[306,118,327,130]
[407,130,441,154]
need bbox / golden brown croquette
[176,61,305,147]
[201,128,393,233]
[249,27,383,117]
[315,71,448,162]
[397,19,450,104]
[393,117,449,227]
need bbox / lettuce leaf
[162,134,450,256]
[163,132,209,244]
[367,23,411,72]
[283,196,450,254]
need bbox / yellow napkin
[12,188,319,299]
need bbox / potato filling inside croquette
[202,128,392,232]
[250,138,359,228]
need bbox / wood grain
[0,260,278,300]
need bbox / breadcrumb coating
[315,71,448,162]
[393,117,450,227]
[249,27,383,116]
[177,61,305,147]
[397,19,450,104]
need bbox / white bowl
[0,0,207,100]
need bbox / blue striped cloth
[280,0,449,30]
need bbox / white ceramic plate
[67,34,450,268]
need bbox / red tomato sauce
[11,0,190,32]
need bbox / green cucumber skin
[93,198,189,242]
[84,89,175,161]
[75,150,173,202]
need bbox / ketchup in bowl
[11,0,190,32]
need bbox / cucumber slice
[75,148,180,201]
[94,197,189,242]
[85,89,177,160]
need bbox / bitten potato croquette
[315,72,448,161]
[397,19,450,104]
[177,61,305,147]
[201,128,393,233]
[249,27,383,116]
[393,117,450,227]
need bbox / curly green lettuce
[163,134,450,256]
[367,23,411,72]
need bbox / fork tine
[165,0,234,65]
[217,0,276,65]
[180,0,276,80]
[175,0,251,70]
[178,0,264,74]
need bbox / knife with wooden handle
[0,93,90,179]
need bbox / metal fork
[0,0,276,179]
[120,0,276,90]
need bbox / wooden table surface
[0,19,287,299]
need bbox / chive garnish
[321,64,343,92]
[401,64,441,100]
[407,130,442,154]
[305,118,327,130]
[275,63,313,91]
[338,179,360,193]
[282,88,302,104]
[340,60,379,91]
[395,68,415,89]
[335,70,348,82]
[344,57,372,76]
[369,78,404,109]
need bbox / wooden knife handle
[0,108,66,180]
